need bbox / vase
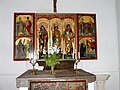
[51,66,55,74]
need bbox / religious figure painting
[77,14,97,60]
[15,37,34,59]
[14,13,35,60]
[36,13,77,60]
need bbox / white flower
[56,48,60,54]
[48,45,59,55]
[48,46,53,55]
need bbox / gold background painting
[36,14,76,60]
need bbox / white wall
[117,0,120,70]
[116,0,120,89]
[0,0,119,90]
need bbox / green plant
[44,52,60,67]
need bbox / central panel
[36,13,77,60]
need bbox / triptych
[14,13,97,61]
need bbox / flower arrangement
[43,45,60,74]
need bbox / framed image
[14,13,35,61]
[36,13,77,60]
[13,13,97,61]
[77,14,97,60]
[30,80,86,90]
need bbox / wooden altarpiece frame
[13,13,35,61]
[77,14,97,60]
[13,13,97,61]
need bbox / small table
[16,69,96,90]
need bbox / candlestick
[75,59,80,74]
[29,51,38,75]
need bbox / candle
[33,51,38,60]
[78,52,80,58]
[29,52,33,60]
